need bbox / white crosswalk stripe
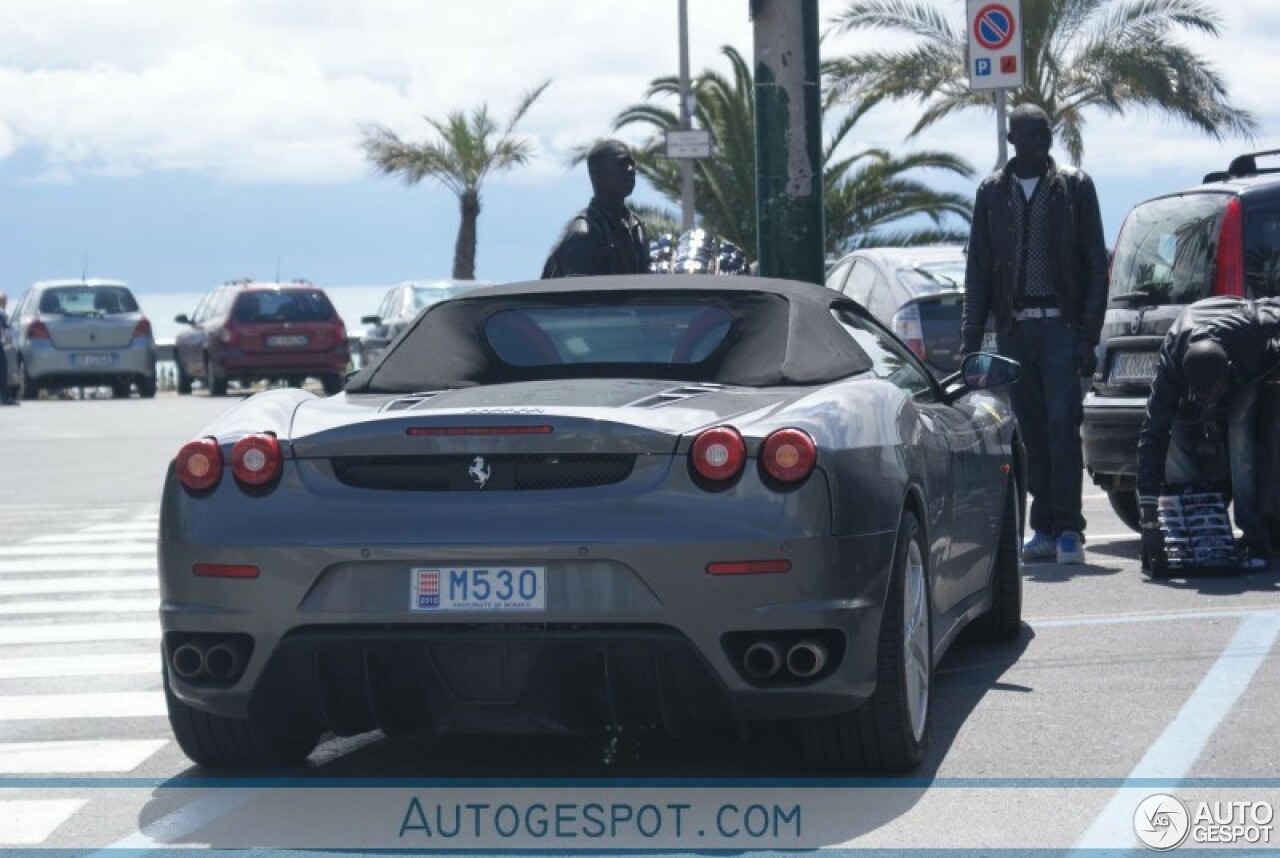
[0,739,166,774]
[0,653,158,679]
[0,692,167,721]
[0,622,160,645]
[0,556,157,574]
[0,543,155,557]
[0,576,156,596]
[0,799,88,845]
[0,598,158,615]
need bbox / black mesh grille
[331,454,636,491]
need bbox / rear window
[1245,208,1280,298]
[232,289,335,323]
[412,283,482,311]
[895,261,965,294]
[484,305,732,367]
[39,286,138,316]
[1109,193,1227,306]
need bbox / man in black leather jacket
[542,140,651,278]
[962,104,1110,565]
[1137,297,1280,571]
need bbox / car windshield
[233,289,335,322]
[39,286,138,316]
[1109,193,1227,306]
[485,305,732,366]
[412,284,483,311]
[896,261,965,294]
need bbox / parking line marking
[1076,610,1280,848]
[1033,607,1280,628]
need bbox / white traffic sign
[665,129,711,159]
[967,0,1024,91]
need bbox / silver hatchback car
[9,279,157,399]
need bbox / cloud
[0,0,1271,189]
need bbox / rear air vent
[382,391,447,412]
[332,454,635,491]
[626,384,725,409]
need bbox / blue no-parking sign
[967,0,1024,90]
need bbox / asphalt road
[0,392,1277,852]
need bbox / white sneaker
[1057,531,1084,565]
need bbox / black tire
[321,373,344,395]
[1108,489,1141,533]
[976,475,1023,641]
[205,357,228,397]
[20,362,38,400]
[800,510,931,773]
[164,672,316,769]
[176,362,193,395]
[137,375,157,399]
[111,382,131,399]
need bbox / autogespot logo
[1135,793,1191,851]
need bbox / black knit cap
[1182,339,1231,403]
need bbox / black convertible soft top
[345,275,873,392]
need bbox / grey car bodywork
[9,279,156,399]
[159,276,1023,772]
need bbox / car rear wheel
[321,373,344,395]
[137,375,157,399]
[1107,489,1141,533]
[164,672,316,769]
[799,509,931,772]
[205,357,228,397]
[19,362,38,400]
[176,362,192,395]
[975,474,1023,641]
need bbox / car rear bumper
[23,340,156,381]
[1082,393,1146,487]
[160,517,896,737]
[213,345,349,375]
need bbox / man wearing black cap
[1137,297,1280,571]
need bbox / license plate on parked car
[1110,351,1159,383]
[411,566,546,612]
[266,335,308,347]
[71,353,118,367]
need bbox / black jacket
[961,156,1110,353]
[1136,297,1280,496]
[542,199,651,278]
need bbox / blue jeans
[998,317,1086,537]
[1164,385,1262,546]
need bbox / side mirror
[360,315,381,325]
[962,352,1021,390]
[175,314,192,325]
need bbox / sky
[0,0,1276,300]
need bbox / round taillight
[231,433,282,488]
[690,426,746,483]
[175,438,223,492]
[761,428,817,483]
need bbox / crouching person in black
[1137,297,1280,572]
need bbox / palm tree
[826,0,1256,164]
[596,45,973,258]
[361,81,550,279]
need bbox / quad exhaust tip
[786,640,828,679]
[743,640,784,679]
[171,643,205,679]
[169,639,249,682]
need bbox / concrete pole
[678,0,696,231]
[995,89,1009,168]
[752,0,824,283]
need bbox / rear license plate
[266,335,308,347]
[981,332,998,351]
[411,566,546,612]
[1110,351,1158,383]
[71,353,118,367]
